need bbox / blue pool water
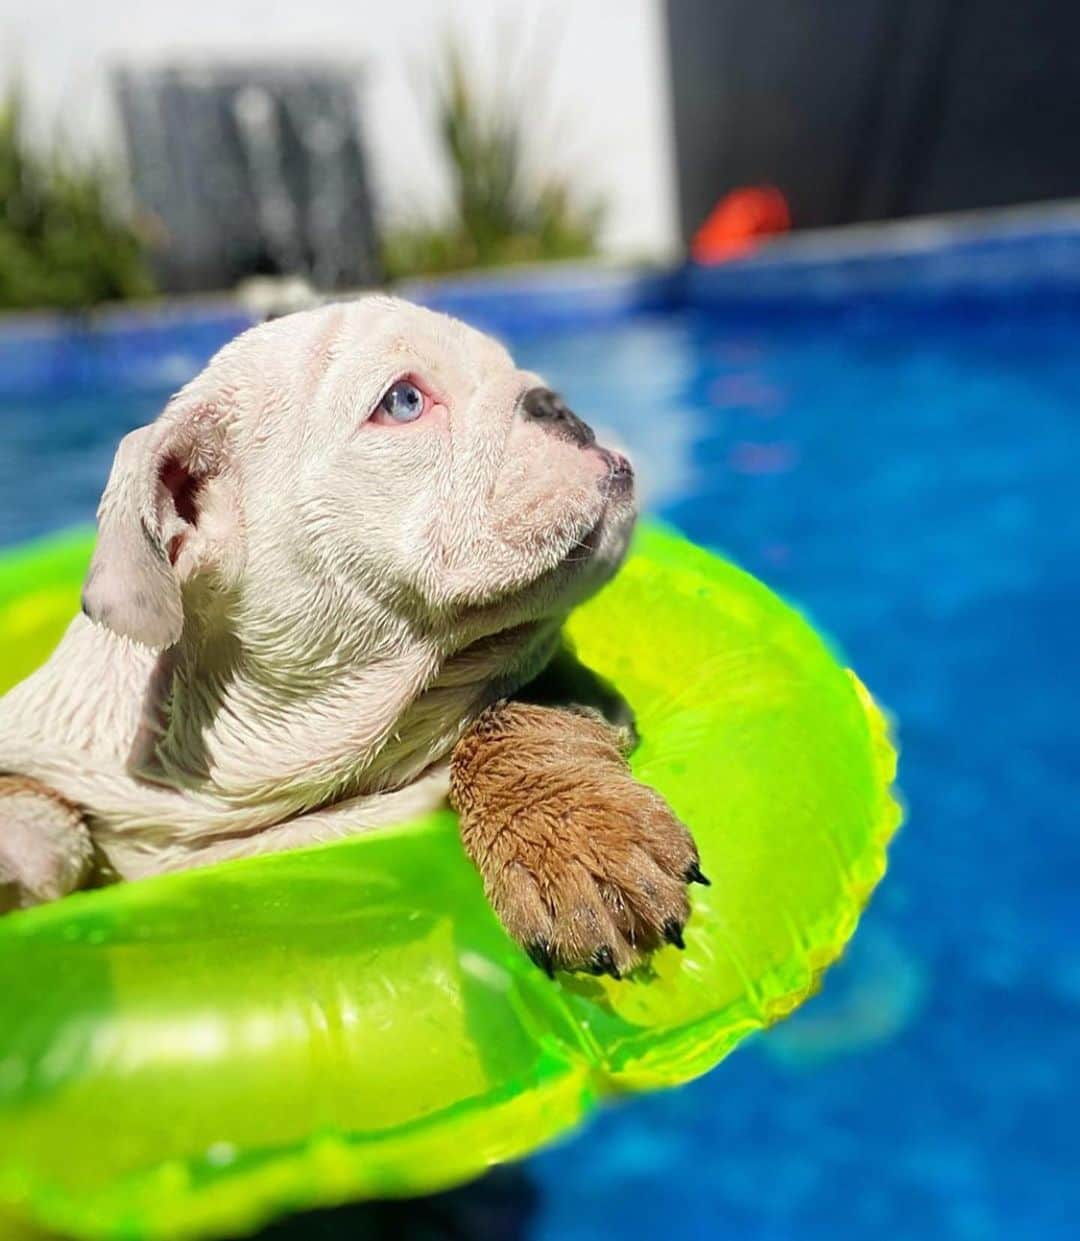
[513,306,1080,1241]
[1,278,1077,1239]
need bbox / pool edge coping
[3,199,1080,398]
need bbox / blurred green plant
[0,91,155,311]
[381,41,603,280]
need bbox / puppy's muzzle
[520,387,596,448]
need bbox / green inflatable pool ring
[0,522,900,1241]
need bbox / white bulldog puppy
[0,297,703,976]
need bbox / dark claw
[686,861,711,886]
[663,918,686,950]
[526,940,556,978]
[591,945,621,980]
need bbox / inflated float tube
[0,522,900,1241]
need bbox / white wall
[1,0,679,259]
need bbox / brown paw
[450,702,707,978]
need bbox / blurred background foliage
[380,40,603,280]
[0,91,156,311]
[0,34,604,311]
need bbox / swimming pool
[1,216,1077,1240]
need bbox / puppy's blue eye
[379,380,425,423]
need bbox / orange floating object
[691,186,792,264]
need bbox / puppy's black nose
[520,387,596,448]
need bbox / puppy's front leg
[0,776,95,913]
[449,703,707,978]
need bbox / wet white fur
[0,297,634,881]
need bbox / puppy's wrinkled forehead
[374,299,513,374]
[275,297,517,419]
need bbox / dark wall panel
[665,0,1080,238]
[909,0,1080,215]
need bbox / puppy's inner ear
[160,456,203,565]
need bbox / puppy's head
[82,297,636,657]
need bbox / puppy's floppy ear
[82,398,233,650]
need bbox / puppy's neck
[135,587,561,821]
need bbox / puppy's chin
[549,470,637,611]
